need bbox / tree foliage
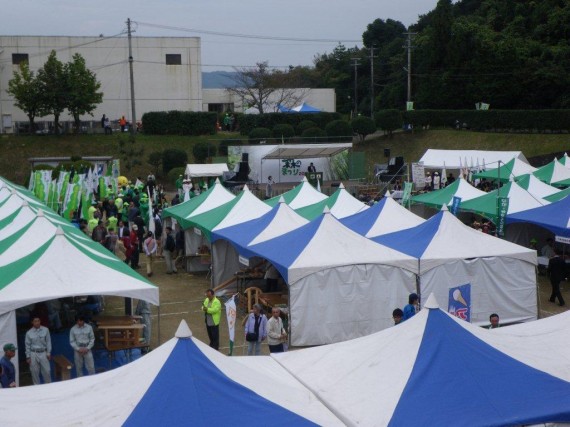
[351,116,376,141]
[7,62,43,133]
[37,51,67,134]
[226,62,307,113]
[162,149,188,175]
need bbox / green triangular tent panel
[411,179,461,209]
[472,159,515,183]
[296,189,341,220]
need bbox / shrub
[162,149,188,175]
[272,124,295,140]
[167,167,186,186]
[375,110,403,135]
[238,112,342,135]
[248,127,272,144]
[325,120,353,142]
[296,120,318,135]
[192,142,213,163]
[141,111,217,135]
[301,127,327,142]
[147,151,163,176]
[351,116,376,141]
[219,139,243,156]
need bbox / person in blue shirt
[403,293,419,321]
[0,343,17,388]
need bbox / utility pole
[403,31,417,104]
[351,58,360,118]
[369,46,376,119]
[127,18,137,136]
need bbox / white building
[0,36,202,133]
[202,88,336,113]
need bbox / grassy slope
[1,130,568,186]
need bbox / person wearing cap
[402,293,419,321]
[164,226,178,274]
[25,315,52,385]
[69,315,95,377]
[143,231,157,277]
[1,343,17,388]
[202,289,222,350]
[424,172,432,191]
[433,171,441,190]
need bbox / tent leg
[157,305,161,346]
[287,284,291,349]
[536,267,541,319]
[416,259,422,307]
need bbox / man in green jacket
[202,289,221,350]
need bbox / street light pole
[127,18,137,136]
[351,58,360,118]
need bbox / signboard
[450,196,462,216]
[448,283,471,322]
[411,162,426,190]
[496,197,509,237]
[238,255,250,266]
[555,235,570,245]
[281,159,302,177]
[194,227,202,236]
[401,182,413,205]
[406,102,414,111]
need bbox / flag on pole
[316,177,321,193]
[441,163,447,185]
[225,295,237,356]
[148,188,155,235]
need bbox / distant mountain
[202,71,238,89]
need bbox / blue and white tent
[507,193,570,238]
[210,198,309,289]
[290,102,321,113]
[341,192,424,237]
[374,208,537,325]
[0,321,342,426]
[274,294,570,427]
[248,209,418,345]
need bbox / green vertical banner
[496,196,509,237]
[402,182,413,205]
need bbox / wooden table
[94,315,142,326]
[97,324,146,367]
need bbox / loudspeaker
[236,162,249,181]
[384,148,390,158]
[331,182,341,188]
[242,153,249,162]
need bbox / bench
[53,354,73,381]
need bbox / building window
[12,53,29,65]
[165,54,182,65]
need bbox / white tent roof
[288,177,328,210]
[185,163,229,178]
[0,323,342,426]
[328,184,369,218]
[249,199,309,246]
[212,185,272,231]
[502,181,550,215]
[518,174,561,199]
[187,182,235,218]
[0,213,158,313]
[419,149,528,169]
[447,177,488,203]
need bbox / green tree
[147,151,163,177]
[351,116,376,141]
[7,62,43,133]
[65,53,103,133]
[192,142,211,163]
[162,149,188,175]
[37,51,67,134]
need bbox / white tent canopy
[185,163,229,178]
[419,149,528,169]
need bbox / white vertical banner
[148,189,155,235]
[225,295,237,355]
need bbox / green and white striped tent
[295,183,369,220]
[515,174,561,200]
[533,158,570,188]
[265,176,327,210]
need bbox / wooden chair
[244,286,263,313]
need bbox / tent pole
[416,259,421,307]
[536,268,541,319]
[287,282,291,349]
[157,305,161,347]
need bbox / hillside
[1,130,568,186]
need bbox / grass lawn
[1,129,568,186]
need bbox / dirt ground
[101,254,568,355]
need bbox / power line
[134,21,362,43]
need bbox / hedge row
[401,110,570,132]
[238,112,342,135]
[142,111,218,135]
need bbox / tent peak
[339,182,345,189]
[55,226,65,236]
[242,184,250,192]
[302,176,308,183]
[36,209,45,218]
[385,190,392,198]
[322,206,331,215]
[175,320,193,338]
[215,177,221,184]
[278,196,286,204]
[424,293,439,309]
[440,204,449,212]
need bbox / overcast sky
[1,0,438,71]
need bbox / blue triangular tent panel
[507,195,570,237]
[341,197,386,235]
[389,309,570,426]
[124,339,316,426]
[374,211,444,258]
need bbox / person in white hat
[424,172,433,191]
[433,171,441,190]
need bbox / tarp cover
[472,158,537,182]
[515,173,561,199]
[272,297,570,427]
[533,158,570,187]
[411,178,487,209]
[265,177,327,209]
[341,195,424,237]
[295,183,368,220]
[507,193,570,237]
[419,149,528,169]
[185,163,229,178]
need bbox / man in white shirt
[25,316,52,385]
[69,315,95,377]
[267,307,287,353]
